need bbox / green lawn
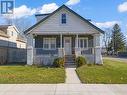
[76,59,127,84]
[0,65,65,84]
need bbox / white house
[0,25,26,64]
[24,5,104,65]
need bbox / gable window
[61,13,66,24]
[78,38,88,48]
[11,31,13,36]
[43,38,56,49]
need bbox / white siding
[17,41,26,49]
[7,26,18,47]
[0,26,26,49]
[31,8,99,34]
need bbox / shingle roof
[35,13,51,16]
[0,25,11,29]
[24,5,104,34]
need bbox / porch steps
[64,55,76,65]
[64,64,76,68]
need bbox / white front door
[64,37,72,55]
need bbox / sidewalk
[0,84,127,95]
[65,67,81,84]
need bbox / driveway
[103,57,127,63]
[0,84,127,95]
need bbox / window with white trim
[78,38,88,48]
[43,38,56,49]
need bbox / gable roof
[24,5,104,34]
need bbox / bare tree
[103,28,112,55]
[3,15,33,34]
[13,17,33,34]
[2,14,13,25]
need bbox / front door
[64,37,72,55]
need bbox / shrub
[31,63,43,68]
[75,56,87,67]
[53,57,64,67]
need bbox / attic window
[11,31,13,36]
[61,13,66,24]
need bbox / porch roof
[32,31,99,35]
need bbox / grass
[76,59,127,84]
[0,65,65,84]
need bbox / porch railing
[34,47,94,57]
[81,47,94,55]
[75,47,94,57]
[34,48,58,56]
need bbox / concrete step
[65,64,76,68]
[64,55,76,63]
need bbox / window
[11,31,13,36]
[61,13,66,24]
[78,38,88,48]
[43,38,56,49]
[43,38,49,49]
[20,44,21,48]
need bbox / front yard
[76,59,127,84]
[0,65,65,84]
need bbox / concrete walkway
[65,67,81,84]
[0,84,127,95]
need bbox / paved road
[0,84,127,95]
[103,57,127,63]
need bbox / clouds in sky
[2,3,59,19]
[1,0,126,30]
[66,0,80,6]
[13,5,36,18]
[2,0,81,19]
[38,3,58,14]
[118,1,127,12]
[92,21,120,29]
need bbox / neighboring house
[24,5,104,65]
[0,25,26,64]
[101,47,107,55]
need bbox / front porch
[31,33,101,65]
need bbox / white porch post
[75,34,81,56]
[27,34,34,65]
[94,34,103,64]
[58,34,64,57]
[76,34,78,48]
[60,34,62,48]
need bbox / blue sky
[0,0,127,37]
